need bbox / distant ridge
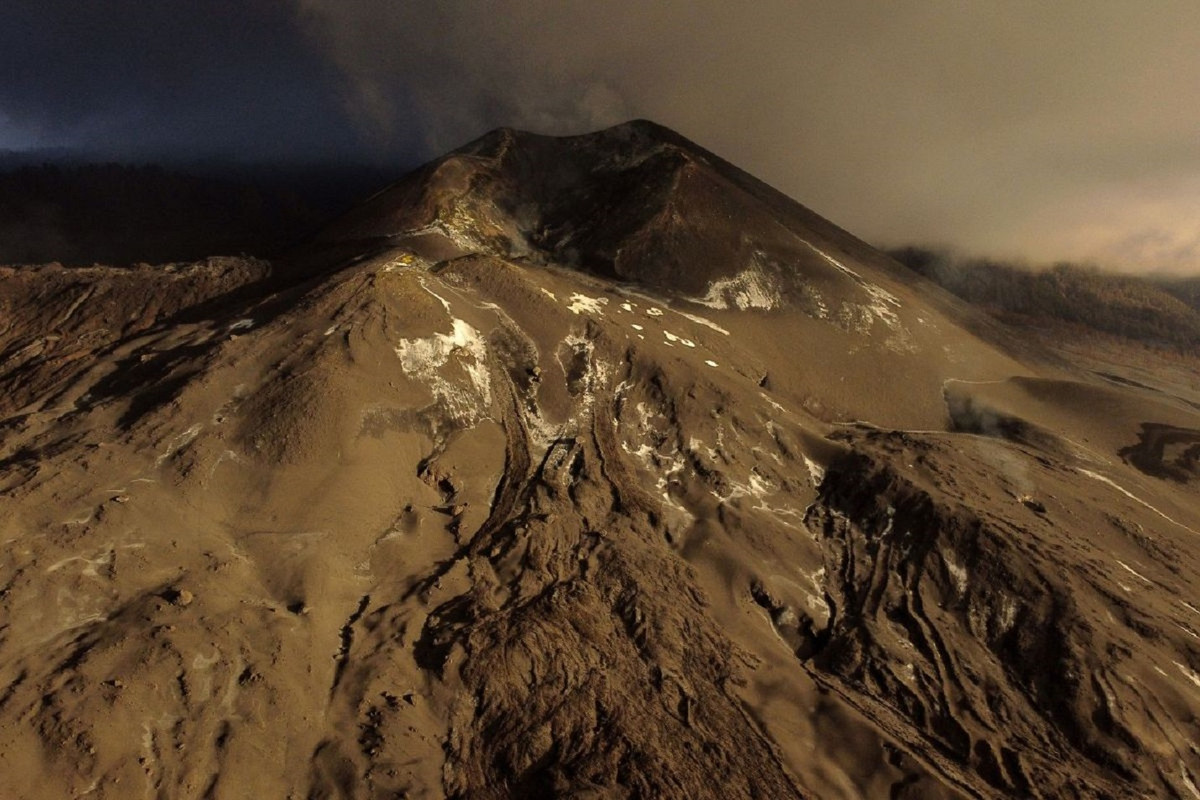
[0,161,394,266]
[890,245,1200,350]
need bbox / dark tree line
[889,246,1200,351]
[1158,276,1200,313]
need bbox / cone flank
[2,120,1199,799]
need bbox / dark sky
[0,0,411,162]
[5,1,1200,273]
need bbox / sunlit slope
[0,121,1197,799]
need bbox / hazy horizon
[6,2,1200,275]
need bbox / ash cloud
[6,2,1200,273]
[298,1,1200,274]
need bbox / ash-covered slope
[318,121,895,295]
[1,122,1199,799]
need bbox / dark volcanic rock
[0,122,1198,799]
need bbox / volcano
[1,120,1199,799]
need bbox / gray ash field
[1,121,1198,798]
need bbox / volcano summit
[1,121,1199,799]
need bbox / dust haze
[4,2,1200,272]
[299,1,1200,273]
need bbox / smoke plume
[297,1,1200,274]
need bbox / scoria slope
[0,122,1198,799]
